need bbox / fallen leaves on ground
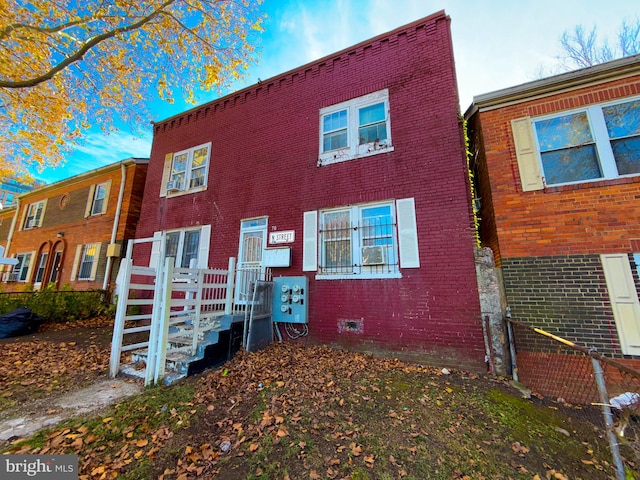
[0,340,110,402]
[1,339,623,479]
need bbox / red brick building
[135,11,485,370]
[466,55,640,379]
[1,158,148,292]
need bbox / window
[34,252,48,284]
[78,244,99,280]
[303,199,420,279]
[319,89,392,166]
[165,143,211,195]
[165,229,201,268]
[149,225,211,269]
[528,97,640,187]
[11,253,32,282]
[23,201,45,229]
[91,183,108,215]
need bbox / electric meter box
[272,276,308,324]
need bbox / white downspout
[103,163,127,291]
[3,198,20,277]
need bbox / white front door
[236,218,267,303]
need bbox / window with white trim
[78,243,99,280]
[165,229,201,268]
[11,253,32,282]
[303,198,419,279]
[149,225,211,269]
[23,201,45,229]
[525,97,640,187]
[166,143,211,194]
[319,89,393,166]
[90,182,109,215]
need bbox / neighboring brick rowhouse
[468,57,640,374]
[135,11,486,371]
[3,160,148,292]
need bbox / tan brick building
[1,158,148,292]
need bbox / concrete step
[120,314,245,385]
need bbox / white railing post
[145,233,167,385]
[109,258,132,378]
[192,268,205,355]
[225,257,236,315]
[153,256,174,385]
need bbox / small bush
[0,284,110,323]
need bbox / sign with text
[269,230,295,244]
[2,455,78,479]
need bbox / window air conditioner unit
[361,245,386,266]
[166,180,184,192]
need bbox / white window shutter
[511,117,544,192]
[85,185,96,217]
[101,181,112,214]
[149,231,163,268]
[160,153,173,197]
[302,211,318,272]
[38,199,48,226]
[600,254,640,356]
[19,205,28,231]
[198,225,211,268]
[89,243,102,281]
[25,251,36,283]
[396,198,420,269]
[70,245,82,281]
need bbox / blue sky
[36,0,639,183]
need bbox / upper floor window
[163,142,211,196]
[530,98,640,187]
[302,198,420,279]
[23,200,46,229]
[89,182,110,215]
[318,89,393,166]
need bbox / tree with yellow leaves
[0,0,263,181]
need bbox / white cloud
[40,130,152,183]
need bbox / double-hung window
[23,201,45,229]
[303,198,420,279]
[319,89,392,166]
[149,225,211,269]
[513,97,640,190]
[77,243,100,280]
[163,142,211,195]
[11,253,32,282]
[165,229,201,268]
[89,182,110,216]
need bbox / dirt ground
[0,318,142,443]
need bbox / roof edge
[154,10,448,127]
[469,54,640,113]
[20,157,149,199]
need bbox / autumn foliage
[0,0,263,181]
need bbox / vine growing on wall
[462,117,481,248]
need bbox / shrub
[0,284,110,323]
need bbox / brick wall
[4,161,147,291]
[135,12,486,371]
[472,74,640,262]
[502,254,629,356]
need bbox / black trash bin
[0,308,45,339]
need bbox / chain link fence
[507,318,640,478]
